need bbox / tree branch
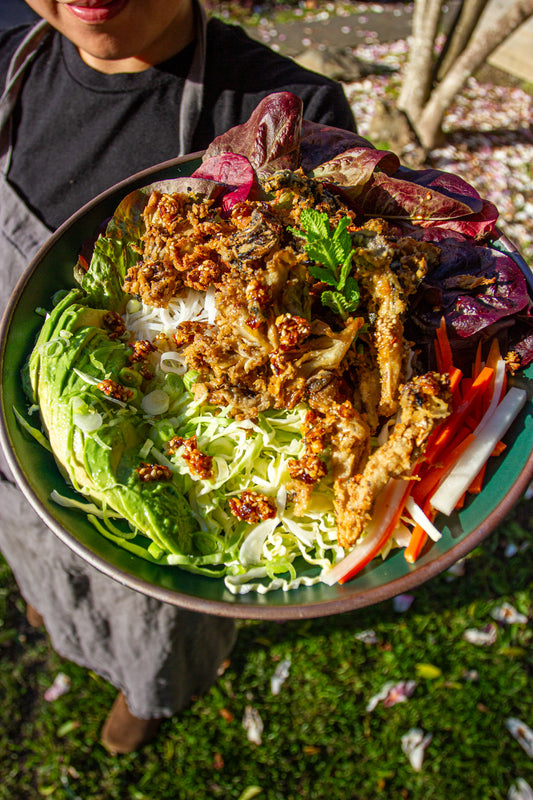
[435,0,491,81]
[415,0,533,149]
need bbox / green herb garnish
[290,209,360,320]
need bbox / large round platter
[1,154,533,620]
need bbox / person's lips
[63,0,129,24]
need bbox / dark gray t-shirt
[0,19,356,230]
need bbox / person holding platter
[0,0,357,754]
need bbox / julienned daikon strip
[322,477,411,586]
[405,496,442,542]
[430,386,527,516]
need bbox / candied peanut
[129,339,156,362]
[275,313,311,351]
[228,490,276,523]
[167,434,214,480]
[103,310,126,339]
[136,463,173,482]
[97,379,133,402]
[287,454,328,485]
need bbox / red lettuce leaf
[416,241,530,338]
[358,170,499,240]
[299,119,382,172]
[310,145,400,199]
[203,91,303,174]
[191,153,256,213]
[394,166,484,213]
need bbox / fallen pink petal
[44,672,71,702]
[401,728,433,771]
[463,623,498,646]
[355,629,378,644]
[393,593,415,612]
[270,659,291,696]
[506,718,533,758]
[445,559,466,579]
[242,705,264,745]
[491,602,528,625]
[366,680,417,712]
[508,778,533,800]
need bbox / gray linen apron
[0,10,236,720]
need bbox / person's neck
[77,7,196,74]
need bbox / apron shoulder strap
[0,20,52,168]
[178,0,207,156]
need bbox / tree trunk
[397,0,444,116]
[414,0,533,149]
[435,0,491,81]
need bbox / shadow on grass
[443,127,533,150]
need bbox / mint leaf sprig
[289,209,360,320]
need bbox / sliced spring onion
[72,410,103,433]
[430,386,527,516]
[160,351,188,375]
[141,389,170,415]
[139,438,154,459]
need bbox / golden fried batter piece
[336,372,451,548]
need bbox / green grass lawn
[1,499,533,800]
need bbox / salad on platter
[23,92,533,594]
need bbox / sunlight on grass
[1,499,533,799]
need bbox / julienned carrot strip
[485,337,502,371]
[404,524,427,564]
[468,462,486,494]
[405,502,437,563]
[455,492,466,509]
[424,366,494,466]
[411,432,476,506]
[449,366,463,403]
[461,377,473,400]
[437,318,454,374]
[492,440,507,456]
[473,339,483,379]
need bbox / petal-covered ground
[342,39,533,261]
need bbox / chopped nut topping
[167,434,214,480]
[275,313,311,351]
[174,321,209,348]
[228,490,277,523]
[288,454,328,485]
[301,410,327,454]
[136,463,173,482]
[97,379,133,402]
[103,310,126,339]
[129,339,156,362]
[246,277,272,310]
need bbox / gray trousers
[0,479,236,718]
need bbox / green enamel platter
[2,154,533,620]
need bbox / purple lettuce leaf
[203,91,303,174]
[310,144,400,199]
[358,170,499,240]
[394,166,484,213]
[191,153,257,213]
[416,241,530,338]
[299,119,382,172]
